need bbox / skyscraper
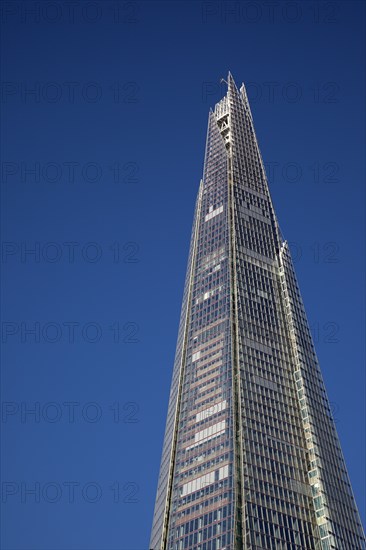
[150,73,365,550]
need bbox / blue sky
[1,1,365,548]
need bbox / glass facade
[150,73,365,550]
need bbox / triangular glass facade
[150,73,365,550]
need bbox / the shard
[150,73,365,550]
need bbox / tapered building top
[150,74,365,550]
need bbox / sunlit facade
[150,73,365,550]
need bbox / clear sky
[1,1,365,548]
